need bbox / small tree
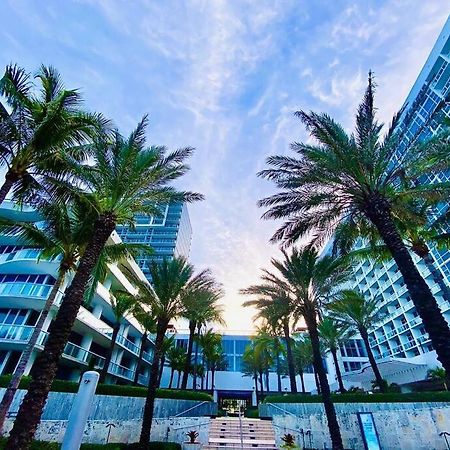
[318,317,352,393]
[292,336,313,393]
[328,290,387,392]
[427,367,448,391]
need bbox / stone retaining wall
[259,402,450,450]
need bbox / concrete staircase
[204,417,278,449]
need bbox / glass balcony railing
[115,334,140,355]
[108,362,135,381]
[0,249,61,264]
[0,282,52,299]
[142,350,153,363]
[0,324,35,342]
[138,374,149,385]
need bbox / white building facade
[0,201,155,386]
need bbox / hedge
[0,439,181,449]
[263,391,450,404]
[0,376,212,402]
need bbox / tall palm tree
[99,291,139,384]
[131,306,156,386]
[327,290,386,392]
[181,283,224,390]
[0,64,108,204]
[318,318,352,394]
[198,329,222,390]
[5,118,201,450]
[259,248,351,450]
[258,74,450,376]
[0,200,148,433]
[242,286,298,393]
[158,335,176,387]
[333,197,450,304]
[125,257,214,448]
[292,336,313,393]
[166,344,186,389]
[242,342,262,404]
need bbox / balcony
[109,362,135,381]
[391,344,404,354]
[142,350,154,363]
[403,340,417,350]
[0,324,36,344]
[379,349,392,359]
[396,323,410,334]
[417,335,431,344]
[0,281,52,300]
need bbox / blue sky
[1,1,448,331]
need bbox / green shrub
[244,407,259,418]
[263,391,450,404]
[0,376,212,401]
[0,437,59,449]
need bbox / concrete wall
[1,388,217,420]
[3,417,211,445]
[260,402,450,450]
[1,388,216,445]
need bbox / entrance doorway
[218,390,252,416]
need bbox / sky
[0,1,449,332]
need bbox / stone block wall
[259,402,450,450]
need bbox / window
[222,340,234,354]
[235,340,250,354]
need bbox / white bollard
[61,371,99,450]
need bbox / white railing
[0,281,52,299]
[0,324,35,342]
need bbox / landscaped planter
[181,443,202,450]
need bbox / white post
[61,371,99,450]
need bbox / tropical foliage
[258,73,450,379]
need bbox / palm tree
[131,306,156,386]
[318,318,352,393]
[333,199,450,304]
[125,257,214,448]
[242,286,298,393]
[166,345,186,389]
[253,325,285,392]
[5,118,201,450]
[258,74,450,376]
[158,335,176,387]
[0,200,149,433]
[292,336,313,393]
[327,290,386,392]
[181,283,224,390]
[99,291,139,384]
[0,64,108,204]
[427,367,448,391]
[257,248,351,450]
[199,329,223,390]
[242,342,262,403]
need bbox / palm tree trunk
[206,368,209,390]
[299,370,306,393]
[423,253,450,303]
[133,332,148,386]
[211,369,215,391]
[253,371,259,404]
[314,371,321,394]
[192,326,201,390]
[276,352,282,392]
[359,327,386,393]
[283,321,298,393]
[259,371,264,398]
[181,320,196,389]
[365,195,450,374]
[201,353,206,390]
[168,368,174,389]
[265,370,270,393]
[158,354,165,388]
[99,323,120,384]
[0,270,65,434]
[5,214,116,450]
[139,318,169,448]
[305,312,344,450]
[0,170,18,205]
[331,348,346,393]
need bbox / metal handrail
[264,402,298,418]
[172,400,210,418]
[168,420,210,431]
[238,405,244,450]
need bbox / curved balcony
[0,249,61,275]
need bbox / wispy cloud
[0,0,448,330]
